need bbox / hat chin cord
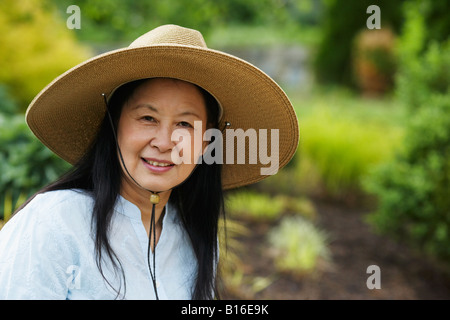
[102,93,164,300]
[102,92,209,299]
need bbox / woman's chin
[140,177,180,194]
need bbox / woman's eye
[142,116,155,122]
[178,121,193,128]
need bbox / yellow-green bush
[225,191,285,222]
[225,190,316,222]
[0,0,91,109]
[268,216,330,276]
[295,98,404,201]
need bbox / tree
[0,0,91,110]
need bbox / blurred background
[0,0,449,299]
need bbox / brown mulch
[222,200,450,300]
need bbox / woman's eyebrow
[133,103,202,118]
[133,103,158,113]
[177,110,202,118]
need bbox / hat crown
[128,24,208,49]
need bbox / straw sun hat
[26,24,299,189]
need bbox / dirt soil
[222,200,450,300]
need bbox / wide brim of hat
[26,44,299,189]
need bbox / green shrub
[276,195,317,220]
[52,0,298,44]
[313,0,403,87]
[225,191,285,222]
[254,164,314,198]
[364,95,450,259]
[0,0,91,109]
[396,41,450,111]
[299,107,403,200]
[0,86,17,116]
[363,0,450,261]
[395,1,450,111]
[288,89,407,202]
[395,5,449,111]
[225,190,317,222]
[0,110,70,219]
[268,216,330,276]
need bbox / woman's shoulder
[31,189,94,210]
[0,189,95,299]
[2,189,94,236]
[25,189,94,218]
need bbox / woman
[0,25,299,299]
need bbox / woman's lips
[141,157,175,173]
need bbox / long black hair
[17,78,224,300]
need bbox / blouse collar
[116,194,173,223]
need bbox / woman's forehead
[130,103,204,120]
[125,78,207,115]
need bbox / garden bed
[222,199,450,300]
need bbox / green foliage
[0,86,17,116]
[1,189,27,223]
[268,216,330,276]
[226,190,317,222]
[0,0,86,216]
[260,88,408,202]
[0,90,70,219]
[395,0,449,111]
[255,88,408,203]
[277,195,317,220]
[314,0,403,87]
[364,95,450,259]
[298,100,404,200]
[0,0,91,110]
[406,0,450,46]
[52,0,309,44]
[226,191,286,222]
[207,24,317,48]
[363,0,450,261]
[396,40,450,110]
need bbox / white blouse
[0,189,198,299]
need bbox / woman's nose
[149,125,174,153]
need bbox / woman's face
[117,78,208,194]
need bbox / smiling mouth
[142,158,174,167]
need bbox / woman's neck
[120,179,171,240]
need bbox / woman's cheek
[170,128,194,165]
